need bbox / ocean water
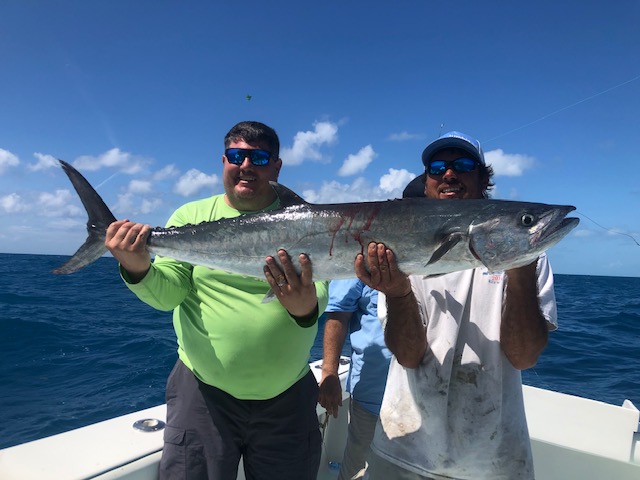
[1,253,639,450]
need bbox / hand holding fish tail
[264,249,318,324]
[105,220,152,283]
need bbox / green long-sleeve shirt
[124,194,328,400]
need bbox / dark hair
[224,121,280,159]
[480,164,495,199]
[402,164,496,199]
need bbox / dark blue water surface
[1,253,639,449]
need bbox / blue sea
[1,253,639,450]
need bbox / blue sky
[1,1,639,277]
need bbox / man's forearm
[501,263,549,370]
[385,291,427,369]
[321,312,351,374]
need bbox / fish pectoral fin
[426,233,463,266]
[261,288,278,304]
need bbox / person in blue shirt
[318,279,393,479]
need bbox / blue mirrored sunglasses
[427,157,478,176]
[225,148,272,166]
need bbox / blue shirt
[326,279,392,415]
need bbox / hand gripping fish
[53,160,579,278]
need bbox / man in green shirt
[105,121,328,480]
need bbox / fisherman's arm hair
[385,290,428,368]
[500,261,549,370]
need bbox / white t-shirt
[372,254,557,480]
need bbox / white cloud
[0,148,20,174]
[139,198,163,214]
[485,148,535,176]
[281,121,338,165]
[379,168,417,194]
[388,131,424,141]
[128,179,153,194]
[302,178,373,203]
[74,148,151,174]
[303,169,416,204]
[153,164,179,181]
[573,229,594,238]
[37,189,83,217]
[173,168,218,197]
[605,228,639,243]
[28,153,59,171]
[48,216,85,230]
[0,193,28,213]
[338,145,376,176]
[112,191,164,216]
[114,192,135,214]
[1,189,87,217]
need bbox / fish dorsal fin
[270,181,309,207]
[426,232,463,266]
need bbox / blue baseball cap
[421,131,485,166]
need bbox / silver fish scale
[146,198,577,281]
[53,160,579,279]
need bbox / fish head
[468,202,579,271]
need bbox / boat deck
[1,359,638,480]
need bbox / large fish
[53,160,579,278]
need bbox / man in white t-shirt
[356,131,557,480]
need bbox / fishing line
[484,74,640,144]
[576,212,640,247]
[476,75,640,248]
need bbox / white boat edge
[1,358,639,480]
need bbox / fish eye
[520,213,536,227]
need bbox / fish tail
[52,160,116,274]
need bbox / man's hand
[105,220,152,283]
[357,242,427,368]
[263,249,317,318]
[318,373,343,418]
[355,242,411,298]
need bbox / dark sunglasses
[225,148,272,166]
[427,157,478,176]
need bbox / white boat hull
[1,359,638,480]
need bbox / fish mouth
[535,216,580,247]
[532,207,579,248]
[467,204,579,273]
